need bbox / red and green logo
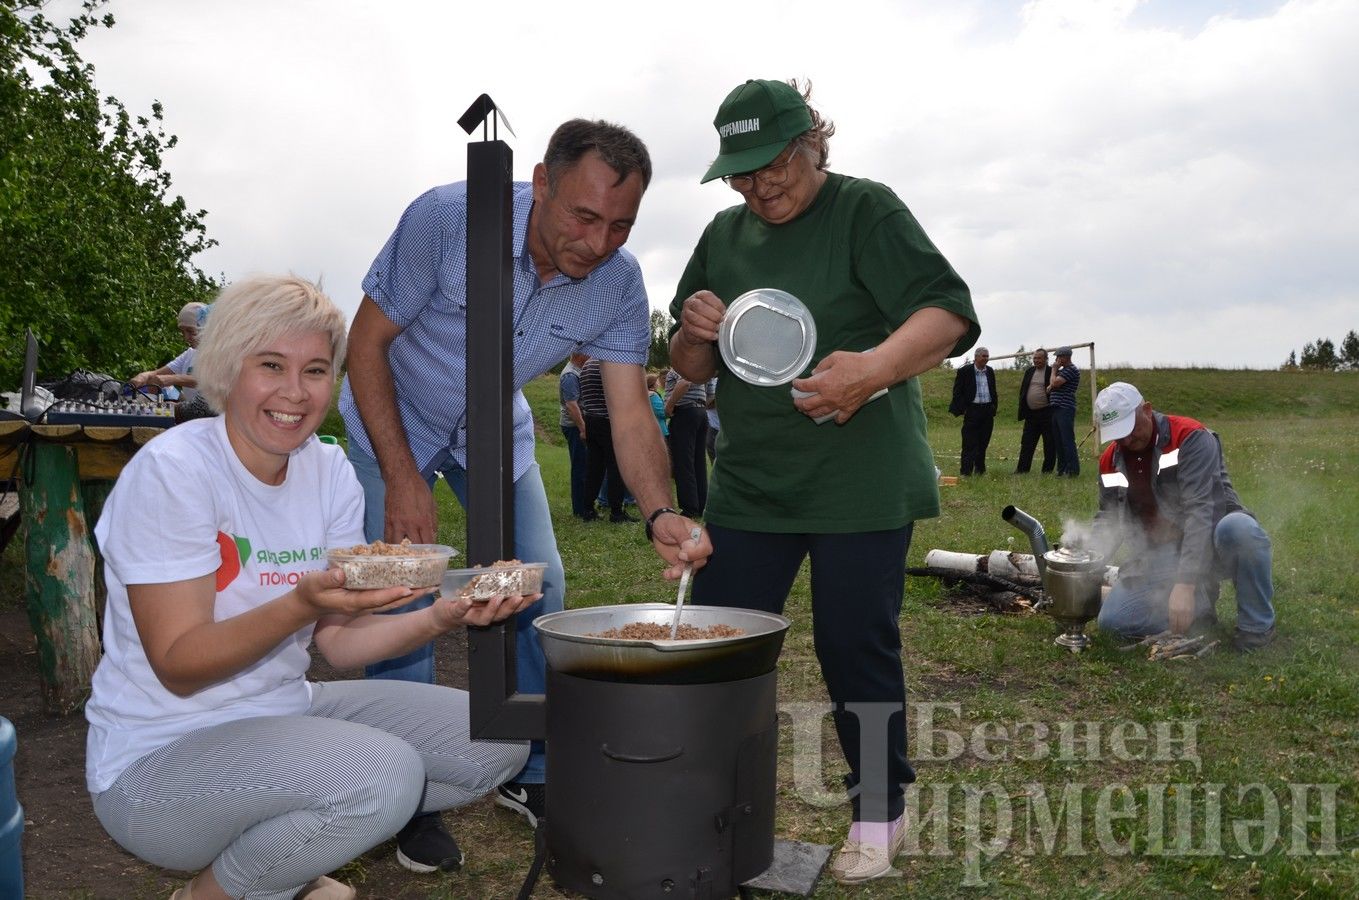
[215,532,252,591]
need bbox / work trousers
[1016,407,1056,473]
[92,680,528,900]
[1097,512,1275,637]
[667,406,709,517]
[692,523,915,823]
[959,404,995,476]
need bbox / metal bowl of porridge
[533,603,790,684]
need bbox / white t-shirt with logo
[85,416,366,793]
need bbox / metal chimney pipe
[461,94,545,741]
[1001,505,1050,582]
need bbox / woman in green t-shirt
[668,78,981,885]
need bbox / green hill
[522,365,1358,446]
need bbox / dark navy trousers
[692,523,916,823]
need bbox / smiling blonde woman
[84,275,535,900]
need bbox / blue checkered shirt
[339,181,650,479]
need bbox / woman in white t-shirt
[85,275,533,900]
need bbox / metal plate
[718,289,817,386]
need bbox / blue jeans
[347,444,562,784]
[561,424,591,518]
[1097,511,1275,637]
[1053,405,1080,476]
[597,472,634,508]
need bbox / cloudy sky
[68,0,1357,368]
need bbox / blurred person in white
[129,301,207,401]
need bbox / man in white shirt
[949,347,997,476]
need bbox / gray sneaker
[1232,624,1275,652]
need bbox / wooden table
[1,420,167,714]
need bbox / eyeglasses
[722,146,802,193]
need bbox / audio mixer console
[43,399,177,429]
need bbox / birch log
[924,548,1118,585]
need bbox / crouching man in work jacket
[1088,382,1276,652]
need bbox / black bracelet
[644,506,680,542]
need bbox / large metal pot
[533,604,790,684]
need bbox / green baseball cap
[701,79,813,184]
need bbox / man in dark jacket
[1014,348,1056,474]
[949,347,998,476]
[1089,382,1275,651]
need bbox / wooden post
[19,442,101,715]
[1087,340,1098,441]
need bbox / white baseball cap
[1095,382,1144,443]
[177,301,207,327]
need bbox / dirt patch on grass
[924,583,1043,617]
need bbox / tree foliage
[1,0,218,389]
[1341,330,1359,371]
[648,308,672,371]
[1282,331,1358,371]
[1299,338,1338,371]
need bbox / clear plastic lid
[718,288,817,386]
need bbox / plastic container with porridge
[441,560,548,603]
[326,541,456,590]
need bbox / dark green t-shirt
[669,173,979,533]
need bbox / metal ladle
[669,527,704,640]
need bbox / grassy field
[6,366,1358,898]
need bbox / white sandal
[829,823,907,884]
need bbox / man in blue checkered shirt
[339,120,710,868]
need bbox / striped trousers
[91,679,529,900]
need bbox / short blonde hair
[195,275,347,411]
